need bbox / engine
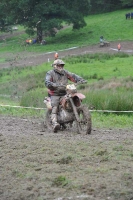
[57,108,74,123]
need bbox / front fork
[69,97,80,122]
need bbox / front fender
[71,93,86,107]
[72,92,86,99]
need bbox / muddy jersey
[45,69,84,96]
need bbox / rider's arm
[45,71,57,89]
[65,70,85,83]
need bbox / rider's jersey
[45,69,84,96]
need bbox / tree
[0,0,90,42]
[90,0,122,14]
[120,0,133,7]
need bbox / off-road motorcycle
[44,82,92,134]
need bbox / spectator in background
[41,40,46,45]
[54,52,59,60]
[26,39,29,44]
[125,13,130,19]
[131,12,133,19]
[100,36,104,43]
[29,39,32,44]
[32,39,37,44]
[117,43,121,51]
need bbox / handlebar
[76,80,87,84]
[56,80,87,87]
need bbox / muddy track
[1,115,132,139]
[0,115,133,200]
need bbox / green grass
[92,112,133,129]
[52,175,70,187]
[0,53,133,84]
[65,53,133,82]
[84,89,133,111]
[0,53,133,112]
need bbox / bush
[84,89,133,111]
[20,88,48,108]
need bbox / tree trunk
[37,28,43,43]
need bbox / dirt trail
[1,41,133,69]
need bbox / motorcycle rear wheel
[76,105,92,134]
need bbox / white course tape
[0,104,133,113]
[26,46,79,58]
[90,109,133,113]
[0,104,44,110]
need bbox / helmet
[52,59,65,73]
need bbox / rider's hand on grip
[82,80,87,83]
[78,80,87,84]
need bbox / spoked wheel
[45,110,53,131]
[76,105,92,134]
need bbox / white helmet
[52,59,65,73]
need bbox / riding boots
[51,113,60,132]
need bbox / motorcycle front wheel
[76,105,92,134]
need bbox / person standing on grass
[117,43,121,51]
[54,52,59,60]
[131,12,133,19]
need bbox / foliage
[52,175,70,187]
[92,112,133,128]
[90,0,122,14]
[0,64,48,96]
[120,0,133,7]
[20,88,47,108]
[0,0,90,41]
[84,89,133,111]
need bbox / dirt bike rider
[45,59,86,132]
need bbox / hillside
[1,9,133,69]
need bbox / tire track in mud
[0,115,132,139]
